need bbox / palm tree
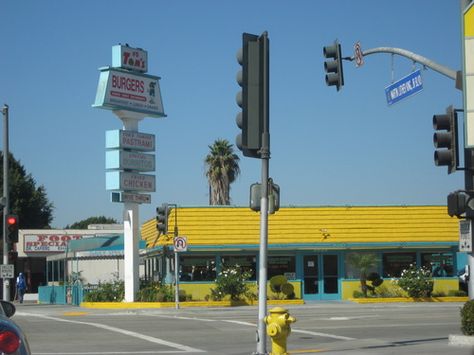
[204,139,240,205]
[347,253,379,297]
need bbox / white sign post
[173,236,187,310]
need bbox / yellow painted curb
[63,312,89,316]
[349,296,469,303]
[81,299,304,309]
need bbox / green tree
[0,152,53,229]
[347,253,379,297]
[66,216,118,229]
[204,139,240,205]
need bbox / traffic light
[156,203,170,235]
[433,105,458,174]
[5,214,18,244]
[447,191,474,218]
[235,32,269,158]
[323,40,344,91]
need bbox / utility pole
[2,104,10,301]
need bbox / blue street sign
[385,69,423,106]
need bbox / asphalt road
[9,301,474,355]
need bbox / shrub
[365,272,384,295]
[395,265,433,298]
[84,279,124,302]
[461,300,474,335]
[136,281,175,302]
[269,275,295,299]
[210,265,251,301]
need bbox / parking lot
[8,301,474,354]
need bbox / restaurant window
[268,255,296,279]
[344,253,379,279]
[179,256,216,281]
[220,255,257,281]
[382,252,416,278]
[421,252,454,277]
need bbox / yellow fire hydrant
[264,307,296,355]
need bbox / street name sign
[385,69,423,106]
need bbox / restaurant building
[140,205,463,301]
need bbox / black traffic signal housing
[5,214,18,244]
[156,203,170,235]
[447,191,474,218]
[323,40,344,91]
[433,105,458,174]
[235,32,269,158]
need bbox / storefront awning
[47,235,146,261]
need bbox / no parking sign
[174,236,188,252]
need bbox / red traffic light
[6,215,17,225]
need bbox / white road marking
[291,328,355,340]
[18,312,205,353]
[146,314,356,341]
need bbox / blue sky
[0,1,465,228]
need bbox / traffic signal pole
[464,149,474,298]
[234,31,270,354]
[256,31,270,355]
[2,105,10,301]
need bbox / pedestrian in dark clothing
[16,273,26,303]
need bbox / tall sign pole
[462,0,474,299]
[2,105,10,301]
[94,45,165,302]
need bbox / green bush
[210,265,251,301]
[461,300,474,335]
[269,275,295,299]
[395,265,433,298]
[137,281,175,302]
[84,279,124,302]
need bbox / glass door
[322,255,339,299]
[303,255,318,297]
[303,253,340,300]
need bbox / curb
[80,299,305,309]
[449,335,474,347]
[348,297,469,304]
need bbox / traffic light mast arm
[345,46,459,87]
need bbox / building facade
[140,205,463,301]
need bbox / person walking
[16,272,26,303]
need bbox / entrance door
[303,254,339,300]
